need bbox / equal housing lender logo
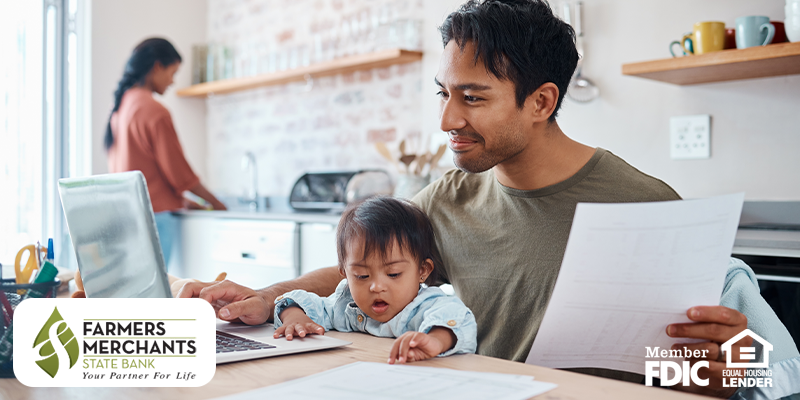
[13,298,215,387]
[645,329,774,389]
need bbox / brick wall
[206,0,425,197]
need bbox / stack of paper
[215,362,557,400]
[527,193,745,374]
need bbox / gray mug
[736,16,775,48]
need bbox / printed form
[526,193,744,375]
[214,362,557,400]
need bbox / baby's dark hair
[336,196,442,271]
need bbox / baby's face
[342,238,433,323]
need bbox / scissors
[15,244,47,284]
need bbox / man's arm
[177,266,342,325]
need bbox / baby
[273,196,476,364]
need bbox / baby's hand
[388,328,454,364]
[273,306,325,341]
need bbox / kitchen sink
[217,196,271,213]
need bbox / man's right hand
[176,280,273,325]
[176,267,342,326]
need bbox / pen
[47,238,54,263]
[29,242,40,284]
[36,241,42,268]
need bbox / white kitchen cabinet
[177,217,299,289]
[300,223,339,275]
[173,216,216,281]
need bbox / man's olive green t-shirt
[412,148,682,368]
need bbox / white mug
[787,0,800,42]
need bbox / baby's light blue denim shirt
[274,279,477,356]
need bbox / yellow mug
[681,21,726,55]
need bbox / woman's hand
[183,198,206,210]
[388,327,456,364]
[188,182,227,211]
[273,306,325,340]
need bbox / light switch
[670,114,711,160]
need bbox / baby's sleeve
[273,280,348,331]
[415,295,477,357]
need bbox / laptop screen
[58,171,171,298]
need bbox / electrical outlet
[670,115,711,160]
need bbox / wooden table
[0,330,709,400]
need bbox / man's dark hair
[336,196,443,272]
[439,0,578,120]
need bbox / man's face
[435,41,531,173]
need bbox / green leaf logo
[31,307,79,378]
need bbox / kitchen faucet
[241,151,259,211]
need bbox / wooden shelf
[621,41,800,85]
[176,48,423,97]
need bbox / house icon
[721,329,773,369]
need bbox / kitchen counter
[733,228,800,258]
[733,201,800,258]
[176,209,341,225]
[176,196,342,225]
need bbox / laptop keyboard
[216,331,276,353]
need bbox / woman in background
[106,38,226,267]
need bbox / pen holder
[0,278,60,378]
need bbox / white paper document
[214,362,557,400]
[526,193,745,375]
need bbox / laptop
[58,171,351,364]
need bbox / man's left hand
[667,305,751,398]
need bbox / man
[180,1,789,397]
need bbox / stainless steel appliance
[289,170,392,211]
[733,201,800,348]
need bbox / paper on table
[377,363,537,383]
[526,193,744,375]
[213,362,557,400]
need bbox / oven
[731,253,800,348]
[733,201,800,349]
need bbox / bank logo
[31,307,79,378]
[14,298,215,388]
[722,329,772,369]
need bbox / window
[0,0,89,269]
